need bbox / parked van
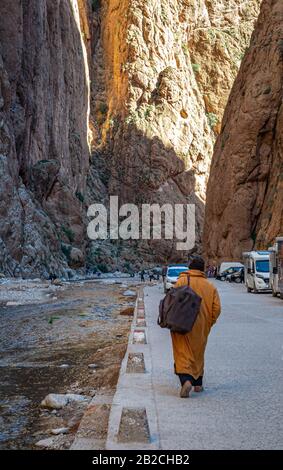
[269,237,283,299]
[217,262,244,279]
[242,251,271,293]
[164,265,188,293]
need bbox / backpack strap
[186,272,190,286]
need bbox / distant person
[214,265,219,278]
[140,270,145,282]
[171,255,221,398]
[206,265,211,277]
[149,271,154,282]
[210,265,216,278]
[162,266,167,282]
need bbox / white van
[243,251,271,293]
[164,265,188,293]
[269,237,283,299]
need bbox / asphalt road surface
[143,280,283,450]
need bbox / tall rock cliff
[0,0,91,277]
[203,0,283,263]
[89,0,261,268]
[0,0,261,276]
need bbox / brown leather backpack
[158,274,202,334]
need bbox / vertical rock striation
[89,0,261,266]
[0,0,261,275]
[204,0,283,263]
[0,0,91,277]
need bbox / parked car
[217,262,244,279]
[164,265,188,293]
[227,267,244,283]
[218,266,243,281]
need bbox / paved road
[146,280,283,450]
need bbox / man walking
[162,265,167,282]
[171,255,221,398]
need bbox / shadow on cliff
[90,125,205,267]
[0,0,92,277]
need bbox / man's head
[188,254,205,272]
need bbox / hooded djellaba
[171,255,221,398]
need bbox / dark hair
[189,255,205,272]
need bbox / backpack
[158,274,202,334]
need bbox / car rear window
[168,268,187,277]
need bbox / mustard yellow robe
[171,269,221,379]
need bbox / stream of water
[0,278,137,449]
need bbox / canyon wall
[0,0,261,276]
[204,0,283,263]
[0,0,91,277]
[88,0,261,269]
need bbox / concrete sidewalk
[106,280,283,450]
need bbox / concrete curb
[105,289,160,450]
[70,393,114,450]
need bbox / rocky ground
[0,277,140,449]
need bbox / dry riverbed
[0,277,139,449]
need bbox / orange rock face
[203,0,283,263]
[0,0,261,276]
[89,0,261,267]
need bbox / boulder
[51,427,69,435]
[52,278,64,286]
[61,244,84,269]
[69,247,85,269]
[41,393,88,409]
[122,290,136,297]
[120,306,135,316]
[35,437,55,449]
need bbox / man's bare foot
[194,386,204,393]
[180,381,192,398]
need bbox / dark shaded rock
[204,0,283,263]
